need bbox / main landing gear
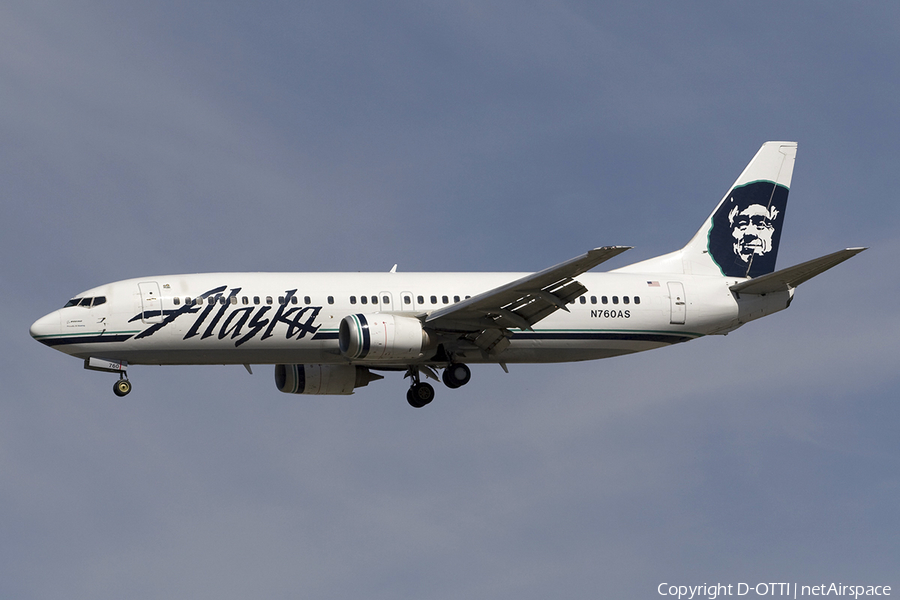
[442,363,471,389]
[407,381,435,408]
[113,374,132,397]
[406,363,471,408]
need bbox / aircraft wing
[730,247,866,295]
[424,246,630,353]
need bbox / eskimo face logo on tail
[708,181,789,278]
[729,203,778,262]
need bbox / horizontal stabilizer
[730,247,866,295]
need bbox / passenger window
[327,296,334,305]
[579,297,586,304]
[361,296,367,305]
[634,296,641,305]
[383,296,390,304]
[278,296,285,305]
[220,297,228,305]
[442,295,449,304]
[173,297,180,306]
[266,296,273,305]
[371,296,378,304]
[304,296,311,305]
[253,296,260,305]
[242,296,249,305]
[430,296,437,305]
[454,296,460,303]
[208,297,215,305]
[230,296,237,305]
[185,297,192,305]
[417,295,424,304]
[602,296,608,304]
[290,296,298,304]
[612,296,619,305]
[403,296,411,305]
[623,296,630,304]
[350,296,357,305]
[590,296,597,304]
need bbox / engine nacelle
[274,364,382,395]
[339,313,432,362]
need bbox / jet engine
[274,364,383,395]
[339,314,433,361]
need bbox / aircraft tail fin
[684,141,797,278]
[615,142,798,278]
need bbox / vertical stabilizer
[683,141,797,278]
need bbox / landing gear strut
[113,374,132,397]
[405,367,435,408]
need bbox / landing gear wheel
[442,363,471,389]
[113,378,132,397]
[407,382,435,408]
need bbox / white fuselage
[30,271,791,367]
[29,142,859,403]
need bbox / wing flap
[426,246,630,334]
[730,247,866,295]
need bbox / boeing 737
[30,142,865,407]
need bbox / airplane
[30,141,865,407]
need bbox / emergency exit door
[667,281,686,325]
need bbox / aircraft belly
[124,348,343,366]
[57,325,342,366]
[454,334,685,364]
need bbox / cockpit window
[64,296,107,308]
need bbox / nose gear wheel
[113,377,132,397]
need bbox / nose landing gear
[84,358,131,397]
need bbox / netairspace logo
[657,582,892,599]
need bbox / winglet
[730,247,866,295]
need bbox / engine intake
[339,314,432,362]
[274,364,383,395]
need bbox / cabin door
[138,281,163,324]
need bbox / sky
[3,2,899,598]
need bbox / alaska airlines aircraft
[30,142,864,407]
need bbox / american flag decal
[647,281,660,287]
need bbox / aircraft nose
[30,311,61,345]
